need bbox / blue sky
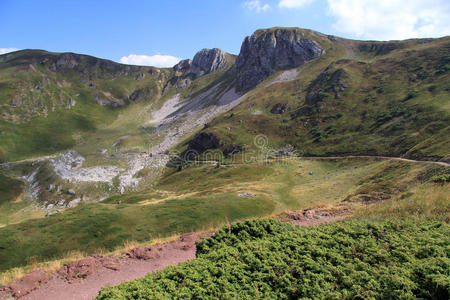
[1,0,449,67]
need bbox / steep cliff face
[234,28,325,91]
[189,48,228,76]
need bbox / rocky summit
[172,48,228,77]
[234,28,324,91]
[189,48,228,76]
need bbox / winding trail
[190,155,450,167]
[1,234,205,300]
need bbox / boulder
[94,93,125,108]
[277,144,294,156]
[237,192,256,198]
[234,28,324,91]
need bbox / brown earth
[0,232,204,300]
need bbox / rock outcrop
[189,48,228,76]
[234,28,325,91]
[270,102,290,114]
[187,132,224,154]
[173,59,192,75]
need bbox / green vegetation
[431,174,450,183]
[185,36,450,162]
[0,50,170,162]
[0,173,24,204]
[0,158,446,271]
[97,219,450,299]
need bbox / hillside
[0,27,449,281]
[180,28,450,163]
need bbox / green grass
[97,219,450,299]
[0,158,444,271]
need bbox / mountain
[0,27,448,273]
[183,28,450,163]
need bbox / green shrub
[431,174,450,183]
[97,219,450,300]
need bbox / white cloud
[244,0,271,13]
[279,0,315,8]
[327,0,450,40]
[0,48,19,55]
[119,54,181,68]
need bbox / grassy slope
[184,36,450,162]
[0,50,169,162]
[0,158,447,271]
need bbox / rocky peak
[234,28,325,91]
[173,59,192,75]
[189,48,228,76]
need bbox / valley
[0,26,448,299]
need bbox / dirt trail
[193,155,450,167]
[0,233,204,300]
[0,205,350,300]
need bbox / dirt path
[0,205,351,300]
[0,233,205,300]
[193,155,450,167]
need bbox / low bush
[97,219,450,299]
[431,174,450,183]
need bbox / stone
[277,144,294,156]
[234,28,324,91]
[66,189,76,195]
[66,198,81,208]
[94,92,125,108]
[237,192,256,198]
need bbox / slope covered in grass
[97,219,449,299]
[0,158,446,271]
[182,36,450,162]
